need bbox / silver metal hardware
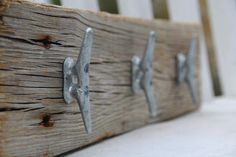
[131,31,157,117]
[176,34,198,104]
[63,28,93,133]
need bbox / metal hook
[63,27,93,133]
[176,34,198,104]
[131,31,157,117]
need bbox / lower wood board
[0,0,200,156]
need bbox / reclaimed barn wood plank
[0,0,200,156]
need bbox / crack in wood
[0,107,28,112]
[30,36,62,49]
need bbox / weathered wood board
[0,0,201,156]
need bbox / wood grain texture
[0,0,201,156]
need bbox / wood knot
[40,114,54,127]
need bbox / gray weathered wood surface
[0,0,200,156]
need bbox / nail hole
[40,113,54,127]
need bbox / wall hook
[131,31,157,117]
[63,28,93,134]
[176,34,198,104]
